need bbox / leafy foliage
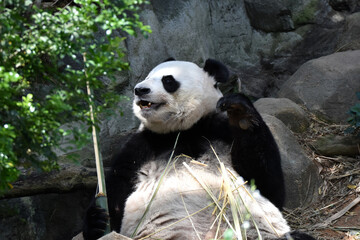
[346,92,360,135]
[0,0,151,195]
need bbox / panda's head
[133,59,229,133]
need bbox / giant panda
[83,59,315,240]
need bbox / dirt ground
[284,113,360,240]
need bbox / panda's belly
[120,151,290,240]
[120,153,226,239]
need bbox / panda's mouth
[137,100,164,110]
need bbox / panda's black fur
[83,59,315,240]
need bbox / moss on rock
[293,0,319,26]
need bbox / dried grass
[287,111,360,240]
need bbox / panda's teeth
[139,100,153,109]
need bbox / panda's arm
[83,132,153,239]
[108,132,157,229]
[217,93,285,209]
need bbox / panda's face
[133,61,223,133]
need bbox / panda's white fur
[120,141,290,239]
[120,60,292,239]
[133,61,223,134]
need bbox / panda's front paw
[83,205,109,240]
[217,93,260,130]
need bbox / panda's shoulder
[109,132,149,167]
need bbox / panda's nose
[134,87,151,96]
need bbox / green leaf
[0,0,151,195]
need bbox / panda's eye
[162,75,180,93]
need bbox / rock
[73,231,133,240]
[243,0,332,33]
[254,98,310,133]
[244,0,294,32]
[291,0,320,26]
[311,135,360,157]
[278,50,360,123]
[329,0,359,12]
[99,232,133,240]
[270,1,346,93]
[336,12,360,51]
[0,163,97,239]
[125,0,326,98]
[262,114,320,208]
[116,0,356,101]
[0,190,93,240]
[4,163,98,198]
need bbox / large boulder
[262,114,320,208]
[278,50,360,123]
[254,98,310,133]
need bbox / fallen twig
[331,226,360,231]
[316,155,343,163]
[327,169,360,180]
[315,197,360,228]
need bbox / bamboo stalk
[86,81,106,196]
[84,52,110,235]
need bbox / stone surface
[0,190,93,240]
[311,135,360,157]
[125,0,340,98]
[4,163,98,199]
[0,163,100,240]
[254,98,310,133]
[278,50,360,123]
[73,231,133,240]
[336,12,360,51]
[262,114,320,208]
[329,0,360,12]
[244,0,294,32]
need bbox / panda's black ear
[203,59,229,83]
[163,57,176,62]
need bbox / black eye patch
[161,75,180,93]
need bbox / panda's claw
[217,94,250,113]
[83,205,110,240]
[217,93,259,129]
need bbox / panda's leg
[217,93,285,209]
